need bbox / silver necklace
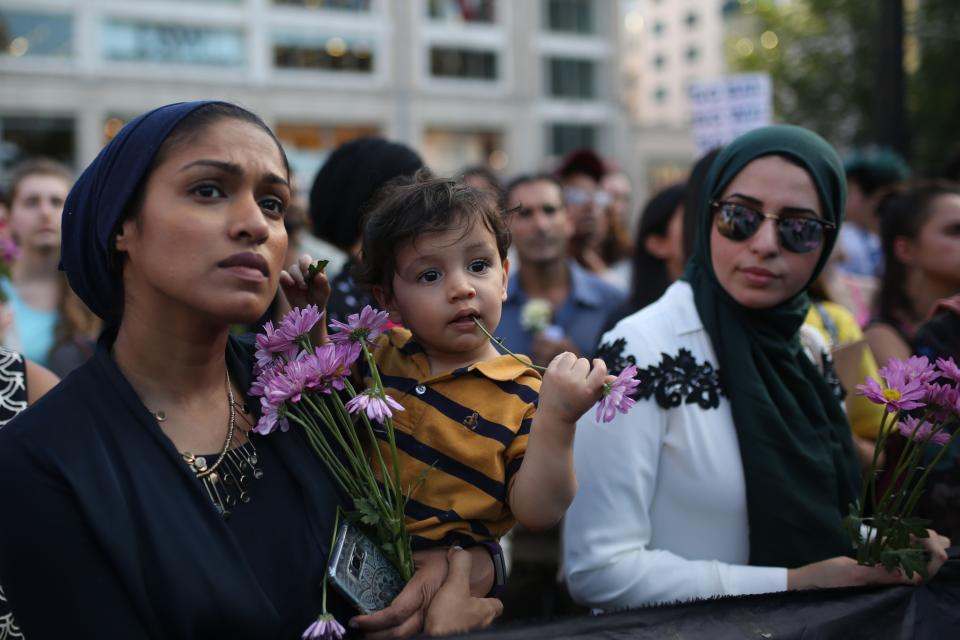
[155,371,264,519]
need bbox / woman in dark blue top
[0,101,499,639]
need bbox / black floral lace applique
[596,338,636,375]
[597,340,723,410]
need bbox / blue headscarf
[60,100,226,323]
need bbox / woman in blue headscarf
[0,101,501,638]
[563,125,950,609]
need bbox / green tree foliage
[728,0,960,174]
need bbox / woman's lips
[218,252,269,282]
[739,266,778,286]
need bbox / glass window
[653,20,665,36]
[549,123,596,157]
[273,33,374,72]
[544,0,594,34]
[272,0,371,11]
[653,53,666,69]
[428,0,495,23]
[686,46,699,62]
[546,57,596,99]
[653,86,668,103]
[0,116,75,178]
[422,128,503,176]
[102,19,245,66]
[274,122,379,187]
[430,47,497,80]
[0,10,72,58]
[685,12,699,28]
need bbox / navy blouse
[0,332,350,638]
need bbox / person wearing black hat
[0,101,499,638]
[308,137,424,325]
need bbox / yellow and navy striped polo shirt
[363,327,541,549]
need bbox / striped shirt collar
[384,327,540,383]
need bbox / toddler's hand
[279,254,331,311]
[538,352,608,425]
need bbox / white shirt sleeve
[563,311,787,609]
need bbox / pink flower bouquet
[251,302,415,635]
[845,356,960,577]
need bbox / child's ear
[373,285,404,325]
[500,257,510,301]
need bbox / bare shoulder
[864,323,911,366]
[25,359,60,404]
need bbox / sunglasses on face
[711,200,836,254]
[563,187,612,208]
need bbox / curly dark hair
[354,170,511,293]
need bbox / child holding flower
[331,173,612,554]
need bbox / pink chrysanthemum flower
[897,415,950,446]
[896,355,937,385]
[329,305,391,346]
[857,359,928,413]
[595,365,640,423]
[935,357,960,385]
[254,396,289,435]
[255,319,299,370]
[279,304,324,341]
[345,389,404,424]
[263,360,312,405]
[302,613,345,640]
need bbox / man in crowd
[497,173,624,368]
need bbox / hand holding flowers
[845,356,959,579]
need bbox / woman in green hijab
[562,125,950,609]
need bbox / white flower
[520,298,553,334]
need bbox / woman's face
[903,193,960,288]
[9,173,69,254]
[115,118,290,325]
[710,155,825,309]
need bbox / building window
[652,20,665,36]
[686,46,699,62]
[272,0,371,11]
[274,122,379,186]
[428,0,495,23]
[273,33,374,72]
[422,128,503,176]
[549,123,596,157]
[430,47,497,80]
[0,115,75,176]
[102,19,245,66]
[0,10,72,58]
[653,86,668,103]
[685,12,699,28]
[546,57,596,99]
[544,0,595,35]
[653,53,666,69]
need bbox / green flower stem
[900,428,960,519]
[332,381,396,516]
[303,390,384,506]
[322,508,343,614]
[286,410,360,497]
[472,316,546,372]
[362,344,404,511]
[300,394,367,482]
[335,380,397,507]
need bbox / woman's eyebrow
[179,159,243,175]
[178,159,290,188]
[726,192,819,216]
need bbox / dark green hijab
[682,125,861,568]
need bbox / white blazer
[564,281,788,610]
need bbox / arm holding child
[509,352,609,531]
